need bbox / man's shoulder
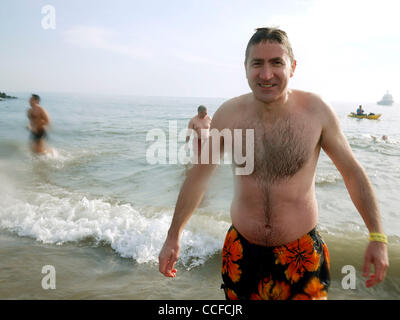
[292,89,323,103]
[291,89,333,114]
[216,94,250,113]
[31,106,42,115]
[37,105,48,114]
[211,94,249,129]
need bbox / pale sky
[1,0,400,102]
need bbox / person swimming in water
[372,135,388,142]
[27,94,51,154]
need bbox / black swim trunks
[30,129,47,142]
[221,225,330,300]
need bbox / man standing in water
[27,94,51,154]
[185,105,212,163]
[159,28,388,299]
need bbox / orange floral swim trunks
[221,225,330,300]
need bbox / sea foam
[0,187,228,268]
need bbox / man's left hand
[362,241,389,288]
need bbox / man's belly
[192,136,209,153]
[230,184,318,246]
[30,123,46,133]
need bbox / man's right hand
[158,237,180,278]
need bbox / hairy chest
[232,114,321,183]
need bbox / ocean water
[0,92,399,300]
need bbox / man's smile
[258,83,276,88]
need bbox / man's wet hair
[31,94,41,103]
[198,105,207,113]
[245,27,294,64]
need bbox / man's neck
[252,89,291,116]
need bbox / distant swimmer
[371,135,388,142]
[27,94,51,154]
[185,105,212,163]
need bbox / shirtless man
[159,28,389,299]
[185,105,212,163]
[27,94,51,154]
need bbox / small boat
[348,112,381,120]
[377,91,394,106]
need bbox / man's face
[198,111,207,119]
[29,97,35,107]
[245,41,296,104]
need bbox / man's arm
[185,119,194,144]
[26,109,32,130]
[320,101,389,288]
[40,107,50,126]
[159,109,226,278]
[158,162,218,277]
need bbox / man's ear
[290,60,297,78]
[244,61,248,79]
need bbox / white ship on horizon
[377,91,394,106]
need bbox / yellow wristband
[369,233,388,244]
